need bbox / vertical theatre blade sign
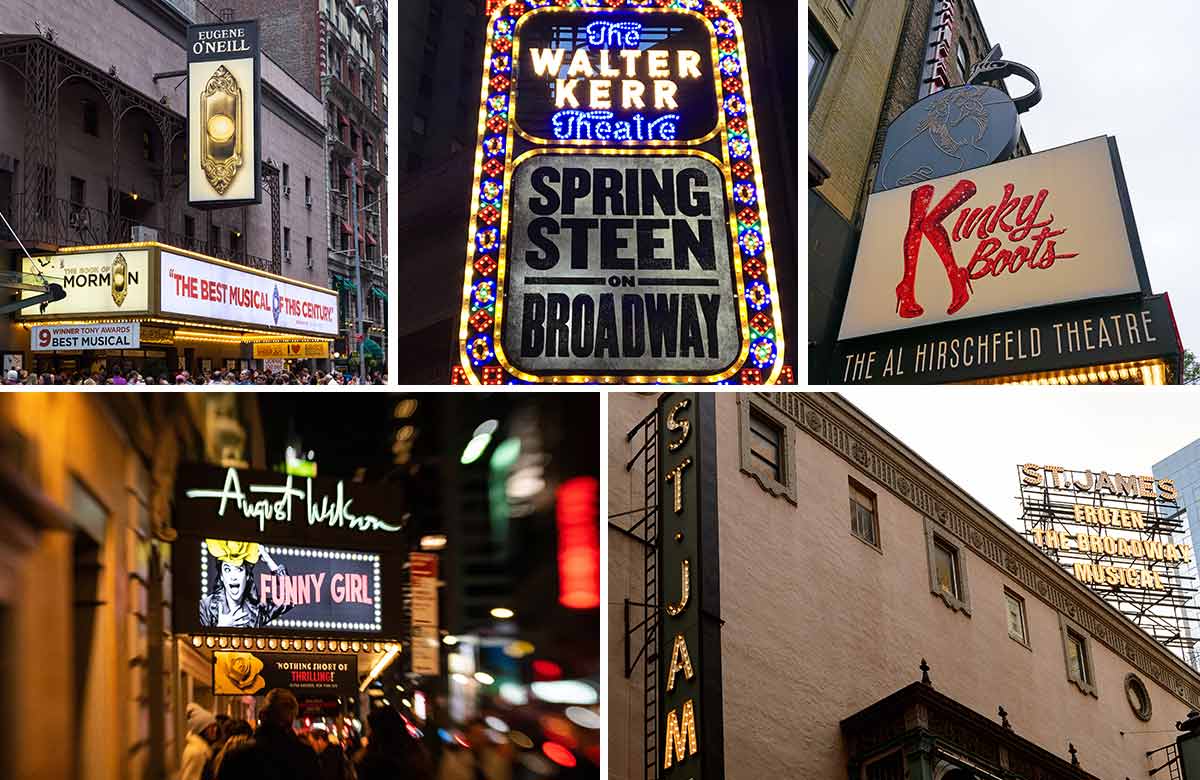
[457,0,784,385]
[657,392,722,778]
[187,19,262,207]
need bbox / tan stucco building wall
[0,394,263,780]
[608,391,1200,779]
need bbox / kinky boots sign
[657,393,723,778]
[835,135,1178,384]
[456,2,785,385]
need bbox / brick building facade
[609,391,1200,779]
[808,0,1030,382]
[0,0,334,372]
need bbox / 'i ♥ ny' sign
[840,136,1146,340]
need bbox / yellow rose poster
[211,651,356,697]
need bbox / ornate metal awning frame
[0,33,185,245]
[0,33,282,273]
[842,671,1102,780]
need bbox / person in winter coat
[253,688,321,780]
[180,703,219,780]
[306,725,356,780]
[356,707,433,780]
[212,735,269,780]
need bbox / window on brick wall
[283,226,291,257]
[849,479,879,549]
[957,39,970,83]
[306,236,313,263]
[809,23,834,108]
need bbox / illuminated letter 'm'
[663,699,698,769]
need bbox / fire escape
[614,407,661,780]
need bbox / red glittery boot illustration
[896,185,931,318]
[897,179,977,318]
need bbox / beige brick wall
[808,0,907,222]
[609,392,1200,778]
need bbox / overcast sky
[841,388,1200,528]
[974,0,1200,351]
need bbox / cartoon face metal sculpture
[874,45,1041,193]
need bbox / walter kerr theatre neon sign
[456,0,786,386]
[185,467,402,535]
[530,21,697,142]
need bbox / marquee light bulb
[490,607,515,619]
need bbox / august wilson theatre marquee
[453,0,787,385]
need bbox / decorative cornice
[783,392,1200,712]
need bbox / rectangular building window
[69,177,86,209]
[1005,589,1028,646]
[849,479,879,548]
[305,176,312,200]
[142,130,154,162]
[737,397,796,503]
[230,231,241,255]
[282,163,290,189]
[748,409,781,481]
[1067,630,1089,684]
[1060,614,1097,694]
[933,540,960,599]
[184,215,195,242]
[924,518,972,616]
[809,24,834,107]
[283,226,291,253]
[209,225,220,250]
[306,236,313,262]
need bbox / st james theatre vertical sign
[187,19,262,207]
[456,0,784,385]
[657,392,723,778]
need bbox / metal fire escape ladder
[612,408,661,780]
[1148,742,1182,780]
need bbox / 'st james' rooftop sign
[454,0,785,386]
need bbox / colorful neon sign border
[455,0,785,385]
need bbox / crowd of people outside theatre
[180,688,517,780]
[2,367,387,386]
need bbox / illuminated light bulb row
[190,635,398,653]
[708,22,781,382]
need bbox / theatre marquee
[456,0,784,385]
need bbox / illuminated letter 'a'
[663,699,698,769]
[665,633,695,692]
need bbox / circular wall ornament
[1125,673,1152,721]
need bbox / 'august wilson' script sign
[174,465,405,549]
